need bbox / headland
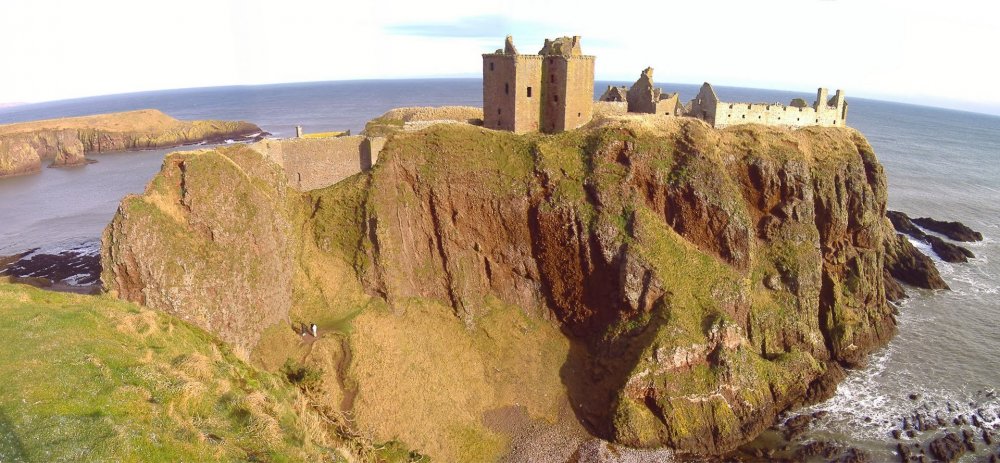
[0,109,265,178]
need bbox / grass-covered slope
[0,282,339,462]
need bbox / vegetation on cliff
[100,112,940,459]
[0,109,263,178]
[0,281,340,461]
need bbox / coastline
[1,78,998,460]
[0,109,267,178]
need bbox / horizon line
[2,77,999,121]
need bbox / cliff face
[102,117,922,458]
[355,120,896,453]
[101,145,294,357]
[0,129,84,176]
[0,109,262,177]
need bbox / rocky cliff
[102,144,294,357]
[102,113,941,459]
[0,109,263,177]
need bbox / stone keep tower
[482,35,595,134]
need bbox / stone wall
[483,54,544,134]
[600,86,628,102]
[562,56,595,132]
[689,83,720,124]
[655,93,681,116]
[711,102,839,128]
[540,55,594,133]
[689,84,847,129]
[251,135,385,191]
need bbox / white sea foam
[62,273,92,286]
[20,239,100,259]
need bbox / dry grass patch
[348,297,570,461]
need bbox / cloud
[386,14,542,39]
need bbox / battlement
[482,54,545,60]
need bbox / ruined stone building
[688,83,848,129]
[599,85,628,103]
[483,35,846,132]
[482,36,595,133]
[626,68,681,116]
[599,68,681,116]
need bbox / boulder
[928,432,966,462]
[883,233,949,290]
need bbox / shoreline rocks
[886,210,977,264]
[0,247,101,294]
[883,233,949,291]
[911,216,984,242]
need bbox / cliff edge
[0,109,263,177]
[101,113,940,459]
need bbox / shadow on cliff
[525,198,657,440]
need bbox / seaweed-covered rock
[926,235,975,263]
[928,432,966,462]
[887,210,927,240]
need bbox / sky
[1,0,999,115]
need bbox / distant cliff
[0,109,263,177]
[102,112,943,459]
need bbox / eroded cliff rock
[0,109,263,177]
[101,144,294,357]
[102,114,942,458]
[352,119,900,454]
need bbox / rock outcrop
[102,112,945,458]
[883,233,949,291]
[887,210,975,263]
[911,216,984,242]
[101,144,294,357]
[354,119,900,454]
[0,109,264,177]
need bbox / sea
[1,79,998,460]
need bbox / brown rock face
[353,120,899,453]
[883,233,949,290]
[101,144,294,357]
[0,129,84,176]
[101,116,929,457]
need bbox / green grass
[0,282,339,462]
[631,206,742,347]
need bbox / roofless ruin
[483,35,848,133]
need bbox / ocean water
[1,79,999,460]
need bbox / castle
[482,36,595,133]
[483,35,848,133]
